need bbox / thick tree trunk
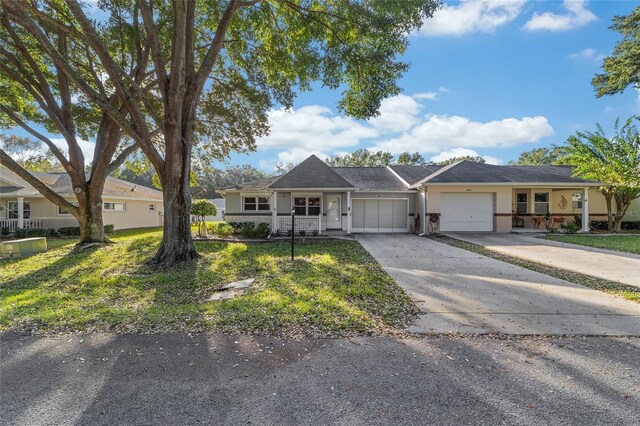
[149,128,199,267]
[75,185,108,245]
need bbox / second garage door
[352,199,409,233]
[440,193,494,232]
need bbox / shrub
[13,228,27,238]
[561,222,580,234]
[588,220,640,231]
[104,224,115,234]
[254,223,271,238]
[58,226,81,236]
[312,229,319,236]
[0,227,10,236]
[25,228,55,237]
[239,222,270,238]
[207,222,234,238]
[299,230,306,237]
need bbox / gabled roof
[414,161,600,185]
[332,167,409,191]
[388,164,442,185]
[0,167,164,200]
[269,155,356,189]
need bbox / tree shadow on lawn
[2,237,414,335]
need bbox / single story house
[0,167,164,231]
[218,155,640,234]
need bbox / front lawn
[0,228,417,336]
[543,235,640,255]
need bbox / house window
[293,197,321,216]
[58,202,78,215]
[572,193,583,210]
[516,193,528,214]
[104,202,125,211]
[149,204,156,212]
[534,193,549,215]
[243,196,270,211]
[8,201,30,219]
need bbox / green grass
[543,235,640,255]
[0,228,417,335]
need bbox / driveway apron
[356,234,640,335]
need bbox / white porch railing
[277,216,322,233]
[0,219,43,231]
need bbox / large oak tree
[0,2,140,244]
[2,0,438,267]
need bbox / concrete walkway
[445,233,640,288]
[356,234,640,335]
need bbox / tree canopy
[565,117,640,231]
[509,147,568,165]
[1,0,438,266]
[430,155,485,166]
[593,6,640,97]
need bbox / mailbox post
[291,208,295,260]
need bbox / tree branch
[137,0,168,100]
[0,104,71,169]
[107,143,139,174]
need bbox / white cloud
[413,92,439,100]
[257,105,378,151]
[524,0,596,32]
[418,0,526,37]
[374,114,554,154]
[368,94,423,132]
[568,48,596,59]
[51,138,96,162]
[438,87,451,93]
[430,147,503,165]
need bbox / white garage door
[440,193,494,232]
[352,199,409,233]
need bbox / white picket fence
[0,219,43,231]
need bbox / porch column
[319,194,323,234]
[420,188,427,236]
[17,196,24,229]
[347,191,352,234]
[272,191,278,232]
[581,187,589,232]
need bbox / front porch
[511,187,591,232]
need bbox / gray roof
[388,165,442,185]
[269,155,355,189]
[0,167,164,200]
[332,167,408,191]
[220,176,281,191]
[421,161,600,184]
[220,156,601,192]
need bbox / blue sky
[239,0,640,170]
[5,0,639,171]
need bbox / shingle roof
[0,167,164,200]
[420,161,600,184]
[332,167,408,191]
[388,165,442,185]
[269,155,355,189]
[220,176,281,191]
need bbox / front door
[327,196,341,229]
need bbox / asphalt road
[2,333,639,426]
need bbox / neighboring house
[0,167,164,231]
[218,155,640,234]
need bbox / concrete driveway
[356,234,640,335]
[444,233,640,288]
